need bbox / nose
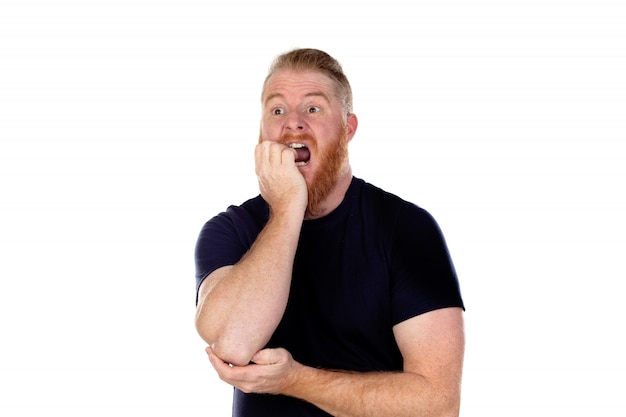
[284,112,305,132]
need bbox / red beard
[301,128,349,218]
[262,127,349,218]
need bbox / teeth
[289,143,310,166]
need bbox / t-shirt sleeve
[389,204,464,325]
[194,203,265,303]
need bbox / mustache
[278,133,316,145]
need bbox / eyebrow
[263,91,331,105]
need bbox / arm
[208,307,465,417]
[195,141,307,366]
[290,307,465,417]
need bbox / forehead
[262,69,338,104]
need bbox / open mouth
[289,143,310,166]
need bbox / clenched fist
[255,141,308,216]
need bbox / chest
[281,223,399,367]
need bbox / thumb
[251,348,279,365]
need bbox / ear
[345,113,358,142]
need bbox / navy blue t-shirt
[195,177,464,416]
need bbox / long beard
[258,127,349,218]
[305,128,349,218]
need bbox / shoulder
[353,178,435,228]
[353,178,451,262]
[198,195,269,245]
[194,195,269,293]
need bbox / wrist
[269,201,306,222]
[281,360,312,398]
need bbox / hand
[206,346,300,395]
[255,141,307,215]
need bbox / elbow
[210,340,256,367]
[441,402,460,417]
[436,389,461,417]
[426,400,459,417]
[195,316,256,366]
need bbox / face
[259,69,357,217]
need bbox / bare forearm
[195,211,303,365]
[284,365,460,417]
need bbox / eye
[272,107,285,115]
[307,106,320,114]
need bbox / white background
[1,0,624,416]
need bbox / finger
[206,351,238,383]
[250,348,269,365]
[255,142,287,175]
[206,346,230,370]
[263,141,282,165]
[255,142,272,175]
[205,345,223,363]
[282,146,298,165]
[251,348,284,365]
[206,346,220,367]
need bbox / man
[195,48,465,417]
